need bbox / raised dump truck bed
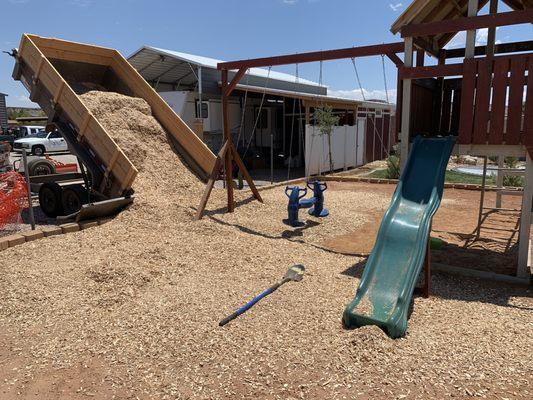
[13,34,216,205]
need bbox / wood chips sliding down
[0,92,531,399]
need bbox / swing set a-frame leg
[195,141,262,220]
[231,144,263,203]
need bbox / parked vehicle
[17,125,45,137]
[0,134,16,149]
[0,125,45,150]
[13,130,68,155]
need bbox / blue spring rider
[300,180,329,217]
[284,180,329,227]
[284,186,308,227]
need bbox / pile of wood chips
[0,91,531,399]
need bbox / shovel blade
[284,264,305,282]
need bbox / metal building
[128,47,395,176]
[0,93,7,131]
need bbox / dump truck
[12,34,216,220]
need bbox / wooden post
[465,0,478,59]
[486,0,499,59]
[195,143,228,220]
[400,37,413,172]
[416,49,425,67]
[21,149,35,230]
[476,156,488,238]
[517,152,533,278]
[496,156,503,208]
[222,69,235,213]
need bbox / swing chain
[242,66,272,159]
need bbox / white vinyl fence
[305,120,365,176]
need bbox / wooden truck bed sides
[15,34,216,198]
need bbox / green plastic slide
[343,136,456,338]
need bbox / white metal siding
[0,94,7,130]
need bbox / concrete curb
[0,218,111,253]
[433,262,531,286]
[256,174,523,193]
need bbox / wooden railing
[458,53,533,145]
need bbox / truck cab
[13,130,68,156]
[17,125,45,137]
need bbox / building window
[196,101,208,119]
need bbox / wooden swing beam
[195,42,405,219]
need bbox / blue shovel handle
[219,280,286,326]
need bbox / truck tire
[32,145,45,156]
[28,158,56,176]
[61,184,87,215]
[39,182,63,217]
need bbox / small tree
[386,155,400,179]
[313,105,339,173]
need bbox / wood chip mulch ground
[0,92,531,399]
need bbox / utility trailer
[12,34,217,220]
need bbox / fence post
[22,149,35,230]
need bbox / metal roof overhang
[231,83,395,111]
[128,47,199,86]
[391,0,533,55]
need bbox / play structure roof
[390,0,533,53]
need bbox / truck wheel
[38,182,63,217]
[61,185,87,215]
[28,158,56,176]
[32,145,45,156]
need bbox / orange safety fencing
[0,171,28,229]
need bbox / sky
[1,0,532,107]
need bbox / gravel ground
[0,92,532,399]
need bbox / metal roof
[390,0,533,53]
[233,83,395,111]
[128,46,323,88]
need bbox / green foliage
[386,155,400,179]
[312,106,339,137]
[503,175,524,187]
[504,156,519,169]
[312,106,340,173]
[7,108,46,120]
[369,168,497,185]
[502,157,523,187]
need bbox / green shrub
[503,175,524,187]
[504,156,519,168]
[386,155,400,179]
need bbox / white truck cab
[18,125,45,137]
[13,130,68,156]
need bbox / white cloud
[389,3,403,12]
[328,88,397,104]
[7,95,38,108]
[445,27,502,49]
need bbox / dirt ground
[1,92,532,399]
[323,182,523,276]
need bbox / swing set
[195,42,405,220]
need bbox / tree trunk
[327,131,333,173]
